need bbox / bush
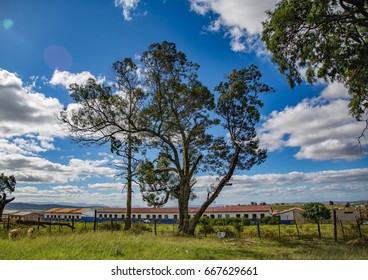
[216,227,236,238]
[260,216,280,225]
[199,217,215,236]
[131,223,152,234]
[99,221,122,231]
[232,221,244,238]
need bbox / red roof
[96,205,272,214]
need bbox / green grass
[1,223,367,260]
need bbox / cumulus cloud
[114,0,141,21]
[0,154,116,184]
[88,182,124,191]
[49,69,105,90]
[260,82,367,161]
[13,184,131,206]
[190,0,278,54]
[0,69,64,138]
[191,168,368,204]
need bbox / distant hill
[4,202,105,211]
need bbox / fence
[2,215,367,242]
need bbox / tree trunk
[177,189,190,234]
[187,147,241,235]
[317,220,321,239]
[124,135,133,230]
[0,196,15,222]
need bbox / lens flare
[3,19,14,30]
[43,45,73,70]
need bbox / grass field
[1,222,367,260]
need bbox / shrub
[232,221,244,238]
[217,227,236,238]
[131,223,152,234]
[260,216,280,225]
[199,217,215,236]
[99,221,121,231]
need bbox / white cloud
[190,0,278,54]
[0,154,117,184]
[114,0,141,21]
[13,184,130,206]
[49,69,105,90]
[0,69,65,138]
[191,168,368,204]
[88,182,124,191]
[260,81,367,161]
[52,185,85,193]
[320,81,350,100]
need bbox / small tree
[0,173,16,221]
[60,58,145,230]
[301,202,331,239]
[232,220,244,238]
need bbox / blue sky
[0,0,367,207]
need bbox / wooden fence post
[154,219,157,236]
[356,219,362,238]
[340,221,346,241]
[294,218,300,239]
[37,217,40,231]
[72,217,75,232]
[257,219,261,239]
[93,210,97,232]
[333,209,337,242]
[7,216,10,230]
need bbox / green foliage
[198,217,215,236]
[262,0,368,121]
[232,220,244,237]
[0,173,16,219]
[1,223,368,259]
[301,202,331,223]
[0,173,16,194]
[98,221,122,231]
[60,41,272,234]
[260,216,280,225]
[130,222,152,235]
[217,227,237,238]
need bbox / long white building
[44,205,272,223]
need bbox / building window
[146,215,150,219]
[225,214,230,218]
[158,215,162,219]
[236,214,241,218]
[244,214,249,218]
[153,215,156,219]
[260,214,265,219]
[164,215,169,219]
[132,215,136,219]
[210,214,215,219]
[99,214,103,218]
[114,214,118,218]
[104,214,107,218]
[252,214,257,219]
[138,215,141,219]
[174,215,178,220]
[122,214,125,219]
[218,214,222,218]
